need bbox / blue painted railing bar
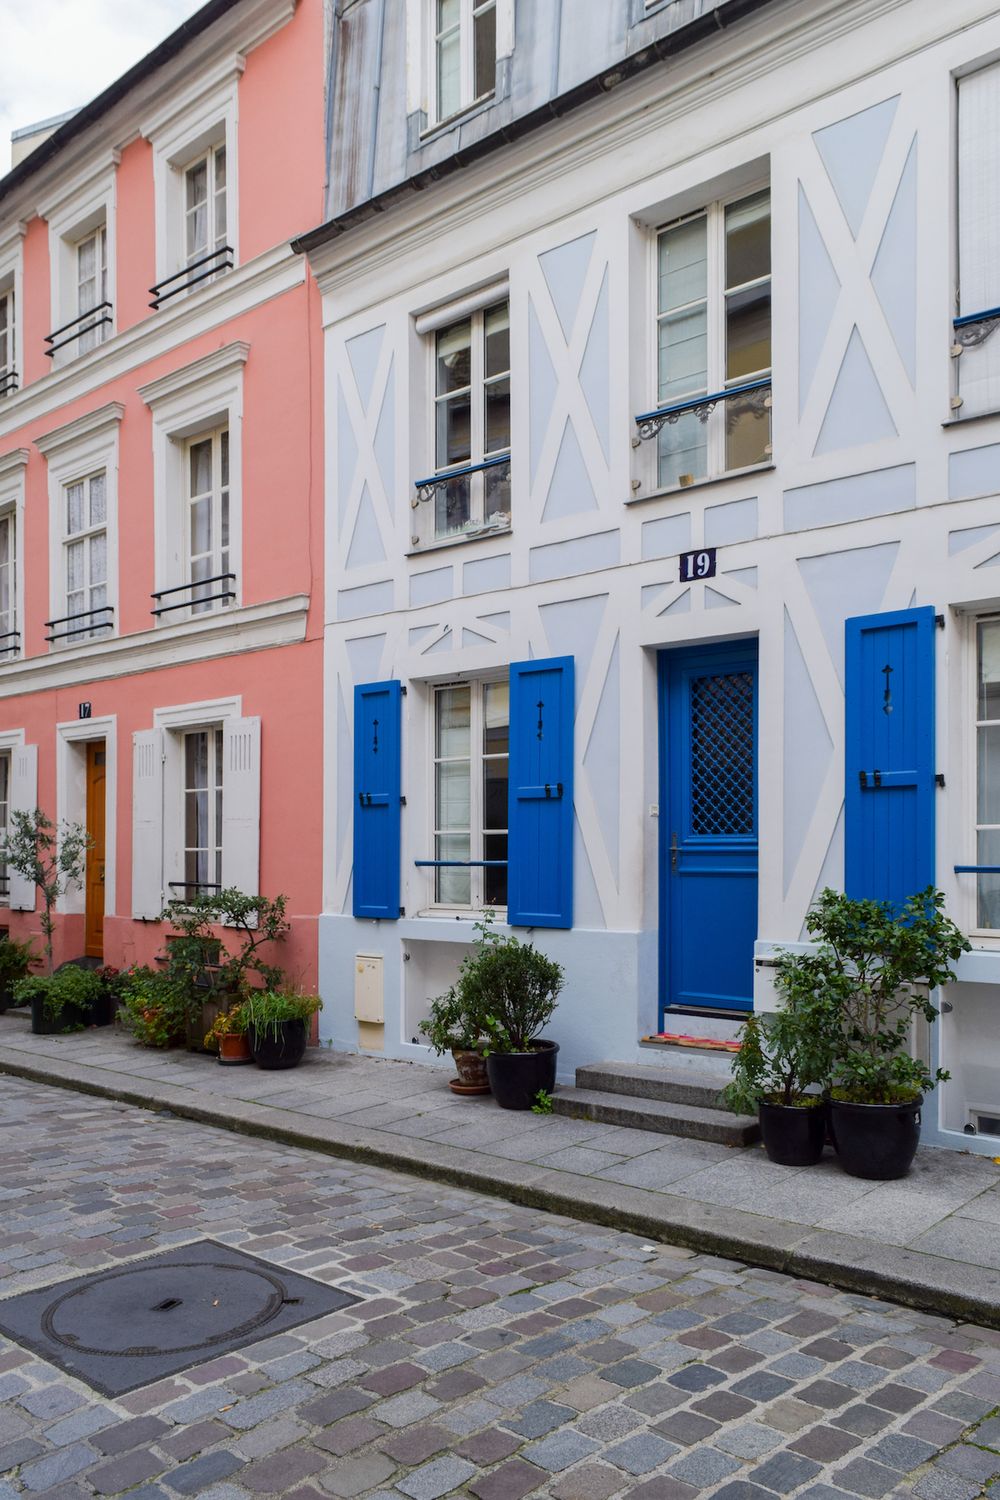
[414,859,508,868]
[634,378,772,440]
[954,866,1000,874]
[954,307,1000,329]
[414,453,511,498]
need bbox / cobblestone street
[2,1076,1000,1500]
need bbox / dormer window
[433,0,497,122]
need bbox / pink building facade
[0,0,326,981]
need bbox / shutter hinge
[936,614,945,630]
[399,906,405,917]
[400,795,406,806]
[874,769,882,787]
[858,770,867,789]
[400,685,407,696]
[936,773,946,788]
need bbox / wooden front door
[85,742,106,959]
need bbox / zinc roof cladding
[0,0,243,204]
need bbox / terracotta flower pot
[450,1049,491,1095]
[218,1032,253,1066]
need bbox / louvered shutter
[221,716,261,897]
[7,743,37,912]
[353,680,402,920]
[845,607,936,911]
[131,729,164,918]
[507,657,574,928]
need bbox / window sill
[406,523,512,558]
[418,94,498,145]
[627,461,775,507]
[941,409,1000,429]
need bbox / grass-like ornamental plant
[244,990,322,1044]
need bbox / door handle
[670,832,679,871]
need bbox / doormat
[0,1239,362,1397]
[641,1032,742,1052]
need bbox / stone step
[636,1042,737,1079]
[552,1086,759,1147]
[577,1060,732,1110]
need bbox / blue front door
[659,641,758,1016]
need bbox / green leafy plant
[775,887,969,1106]
[14,965,102,1028]
[203,1000,249,1049]
[419,987,489,1056]
[117,966,190,1049]
[446,913,563,1056]
[0,935,38,999]
[531,1088,554,1115]
[160,889,290,1007]
[244,990,321,1044]
[0,810,92,972]
[722,1007,833,1117]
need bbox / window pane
[215,145,227,190]
[437,29,460,119]
[190,496,212,556]
[483,681,509,753]
[220,429,230,488]
[484,464,510,523]
[189,439,212,496]
[66,482,84,536]
[978,829,1000,929]
[436,760,471,831]
[978,724,1000,824]
[484,301,509,377]
[89,531,107,587]
[726,282,771,381]
[658,410,707,488]
[66,539,84,593]
[483,757,508,830]
[89,471,106,527]
[725,398,770,472]
[474,3,496,99]
[186,731,208,789]
[436,686,471,758]
[215,185,227,244]
[726,190,771,288]
[437,474,470,534]
[186,160,207,210]
[978,621,1000,720]
[435,834,471,905]
[658,216,707,313]
[436,391,472,467]
[484,376,510,453]
[437,0,459,27]
[436,319,471,395]
[658,306,708,401]
[484,832,507,906]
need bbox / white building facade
[301,0,1000,1154]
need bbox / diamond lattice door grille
[689,671,755,835]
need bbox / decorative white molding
[35,401,125,457]
[153,695,242,730]
[36,149,121,224]
[0,448,29,479]
[138,342,250,409]
[55,713,117,919]
[0,592,308,697]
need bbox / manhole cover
[0,1239,361,1396]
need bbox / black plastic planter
[829,1096,922,1180]
[252,1018,308,1070]
[86,993,115,1028]
[30,996,86,1035]
[486,1039,559,1110]
[758,1099,826,1166]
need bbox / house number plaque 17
[679,547,717,582]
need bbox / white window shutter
[221,716,261,897]
[7,744,37,912]
[959,62,1000,316]
[132,729,164,918]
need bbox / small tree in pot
[420,988,491,1094]
[453,915,564,1110]
[1,809,91,974]
[781,887,968,1180]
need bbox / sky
[0,0,206,176]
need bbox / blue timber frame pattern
[659,640,759,1017]
[508,656,574,928]
[845,606,936,910]
[353,680,402,919]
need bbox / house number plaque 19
[679,547,717,582]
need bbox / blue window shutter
[353,680,402,919]
[508,656,574,928]
[845,607,936,909]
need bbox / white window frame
[969,611,1000,939]
[0,449,27,662]
[74,224,110,355]
[183,143,229,290]
[183,424,233,616]
[144,66,240,297]
[0,728,27,910]
[139,343,246,625]
[181,724,225,899]
[0,224,25,400]
[407,0,513,127]
[62,470,111,643]
[430,0,497,124]
[647,182,772,492]
[35,404,122,653]
[40,155,117,369]
[426,673,509,916]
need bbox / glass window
[63,471,109,641]
[434,0,496,122]
[183,728,224,894]
[655,189,771,487]
[185,145,228,285]
[0,511,15,656]
[433,679,509,909]
[431,299,510,538]
[0,289,15,396]
[76,227,108,355]
[976,619,1000,929]
[185,427,232,615]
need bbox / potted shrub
[454,916,563,1111]
[117,967,190,1048]
[15,965,103,1035]
[723,1000,834,1166]
[0,809,91,975]
[246,991,322,1070]
[0,936,38,1012]
[204,1000,253,1065]
[784,887,969,1181]
[419,989,491,1095]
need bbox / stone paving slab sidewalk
[2,1018,1000,1328]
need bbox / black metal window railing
[0,630,21,657]
[149,247,234,310]
[952,307,1000,350]
[44,605,114,644]
[0,369,18,398]
[150,573,236,617]
[44,304,113,358]
[633,377,773,443]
